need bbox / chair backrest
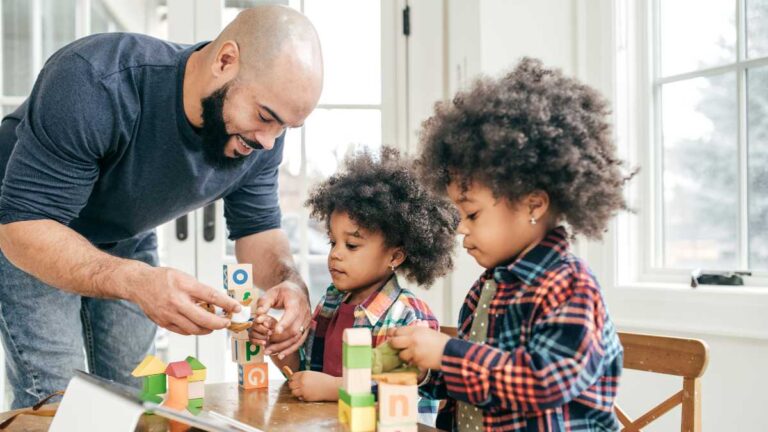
[615,331,709,432]
[439,326,458,338]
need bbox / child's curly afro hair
[416,57,636,239]
[305,146,459,286]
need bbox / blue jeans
[0,237,158,409]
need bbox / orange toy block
[163,375,189,411]
[238,362,268,390]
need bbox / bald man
[0,6,320,409]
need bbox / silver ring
[299,325,305,333]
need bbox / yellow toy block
[238,362,268,390]
[338,399,376,431]
[190,369,207,382]
[131,355,167,377]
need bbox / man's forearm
[0,219,148,300]
[235,228,308,295]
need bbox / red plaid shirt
[422,227,622,431]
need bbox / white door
[191,0,400,383]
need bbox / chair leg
[681,378,702,432]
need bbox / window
[643,0,768,274]
[224,0,386,307]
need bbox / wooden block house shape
[164,361,193,411]
[131,354,167,403]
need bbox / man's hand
[130,266,241,335]
[388,326,451,371]
[254,280,311,358]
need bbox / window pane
[661,74,738,270]
[42,0,75,61]
[304,108,381,181]
[91,0,168,39]
[308,259,331,307]
[2,0,34,96]
[660,0,736,76]
[304,0,380,105]
[748,67,768,270]
[747,0,768,58]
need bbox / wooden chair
[615,332,709,432]
[439,326,458,338]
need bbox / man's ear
[211,40,241,80]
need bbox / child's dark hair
[305,146,459,286]
[416,57,635,239]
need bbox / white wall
[437,0,768,430]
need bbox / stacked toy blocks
[223,263,268,390]
[185,356,207,414]
[338,328,376,431]
[131,354,167,404]
[372,372,419,432]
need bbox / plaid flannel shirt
[421,227,623,431]
[301,275,441,422]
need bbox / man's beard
[199,83,257,169]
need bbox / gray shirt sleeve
[0,53,116,226]
[223,134,284,240]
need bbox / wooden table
[0,381,441,431]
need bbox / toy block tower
[223,263,269,390]
[164,361,193,411]
[372,372,419,432]
[131,354,167,404]
[338,328,376,431]
[185,356,207,414]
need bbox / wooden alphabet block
[342,343,372,369]
[376,423,418,432]
[378,382,418,425]
[238,362,268,390]
[343,327,372,346]
[338,388,375,407]
[338,399,376,431]
[231,339,264,364]
[223,263,253,301]
[343,366,371,394]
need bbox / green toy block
[342,343,372,368]
[338,388,375,407]
[187,397,203,415]
[142,373,166,395]
[139,392,163,404]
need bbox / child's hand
[248,314,277,346]
[388,326,451,370]
[287,371,341,402]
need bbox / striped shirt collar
[320,275,404,327]
[491,226,570,286]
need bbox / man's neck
[183,49,205,128]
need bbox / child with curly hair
[250,147,458,414]
[389,58,632,431]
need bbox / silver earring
[390,264,396,272]
[530,216,537,225]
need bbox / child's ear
[526,191,550,220]
[390,249,406,269]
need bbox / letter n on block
[378,382,418,425]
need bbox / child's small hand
[287,371,341,402]
[248,314,277,346]
[388,326,451,370]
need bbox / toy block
[343,343,372,368]
[372,372,418,386]
[343,327,372,346]
[377,382,418,425]
[188,380,205,399]
[223,264,253,300]
[229,329,250,341]
[187,396,204,415]
[142,373,167,395]
[166,361,193,379]
[338,388,375,407]
[343,366,371,394]
[238,362,268,390]
[338,399,376,431]
[131,354,167,377]
[376,423,418,432]
[164,376,189,411]
[139,392,163,404]
[232,339,264,364]
[185,356,207,382]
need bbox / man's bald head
[213,5,323,83]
